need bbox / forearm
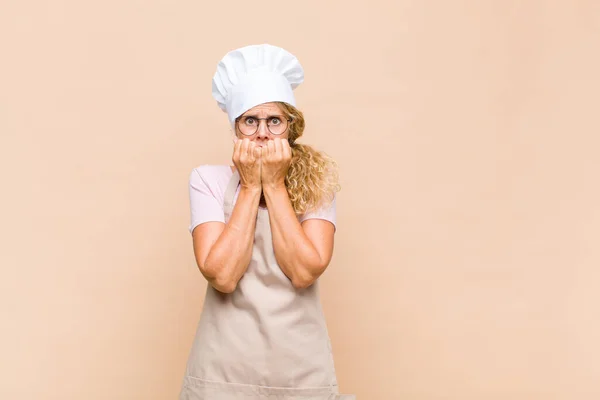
[262,184,324,289]
[204,186,261,292]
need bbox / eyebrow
[241,114,283,118]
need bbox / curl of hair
[276,102,341,215]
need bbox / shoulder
[310,192,337,212]
[189,164,232,184]
[298,192,337,229]
[188,165,233,200]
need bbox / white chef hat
[211,44,304,126]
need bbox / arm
[191,139,263,293]
[192,185,262,293]
[263,184,335,289]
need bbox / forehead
[241,102,283,116]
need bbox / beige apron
[179,170,355,400]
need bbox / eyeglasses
[235,115,291,136]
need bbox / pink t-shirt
[188,165,337,235]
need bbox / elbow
[212,278,237,293]
[291,277,314,290]
[289,258,329,289]
[200,262,238,294]
[290,267,322,290]
[208,271,238,293]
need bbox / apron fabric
[179,170,355,400]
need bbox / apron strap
[223,168,240,219]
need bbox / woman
[179,44,355,400]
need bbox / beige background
[1,1,599,399]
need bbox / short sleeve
[188,167,225,234]
[298,193,337,232]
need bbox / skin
[191,102,336,292]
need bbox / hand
[261,138,291,189]
[232,138,262,191]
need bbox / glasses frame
[235,115,292,136]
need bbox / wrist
[262,181,287,193]
[239,184,262,196]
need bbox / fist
[232,138,262,190]
[260,138,291,188]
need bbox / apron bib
[179,170,355,400]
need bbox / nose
[256,120,270,139]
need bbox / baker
[179,43,355,400]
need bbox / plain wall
[1,1,599,399]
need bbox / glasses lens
[237,116,289,135]
[238,117,258,135]
[268,117,287,135]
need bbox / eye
[244,117,257,125]
[269,117,281,125]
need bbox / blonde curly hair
[275,101,341,215]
